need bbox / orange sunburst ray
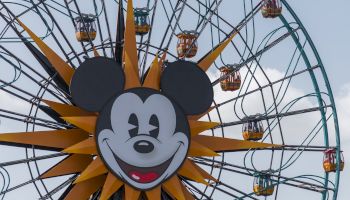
[145,186,161,200]
[178,159,208,185]
[193,135,280,152]
[191,161,218,182]
[188,120,219,137]
[63,137,97,155]
[124,0,141,89]
[163,176,186,200]
[125,184,141,200]
[62,116,97,134]
[180,182,195,200]
[0,129,88,150]
[41,154,92,179]
[75,157,108,184]
[188,140,220,157]
[197,32,238,72]
[143,55,161,90]
[16,19,74,85]
[64,175,106,200]
[93,46,100,57]
[43,100,95,117]
[100,173,124,200]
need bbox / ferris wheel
[0,0,344,199]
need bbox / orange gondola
[242,118,264,141]
[176,30,199,58]
[75,14,97,42]
[261,0,282,18]
[220,66,241,91]
[323,148,344,172]
[253,172,274,196]
[134,8,150,35]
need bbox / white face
[97,92,189,190]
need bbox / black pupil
[149,114,159,138]
[128,113,138,138]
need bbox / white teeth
[132,174,140,180]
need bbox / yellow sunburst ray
[62,116,97,134]
[16,19,74,85]
[0,129,88,149]
[143,55,161,90]
[188,120,220,137]
[188,140,220,157]
[178,159,208,185]
[188,106,215,121]
[193,135,281,152]
[125,184,141,200]
[163,176,186,200]
[43,100,95,117]
[93,46,100,57]
[197,32,238,72]
[63,137,97,155]
[191,161,217,182]
[180,182,195,200]
[145,186,161,200]
[64,174,106,200]
[75,157,108,184]
[41,154,92,179]
[100,173,124,200]
[124,0,141,89]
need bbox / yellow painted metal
[63,137,97,155]
[143,55,161,90]
[163,176,186,200]
[181,182,195,200]
[125,184,141,200]
[197,33,237,72]
[178,159,207,185]
[93,46,100,57]
[145,186,161,200]
[124,0,141,89]
[253,185,274,196]
[76,31,97,42]
[135,25,150,35]
[0,129,88,149]
[43,100,95,117]
[242,131,264,141]
[188,120,219,137]
[62,116,97,134]
[193,135,280,152]
[188,140,219,157]
[100,173,124,200]
[64,175,106,200]
[41,154,92,179]
[75,157,108,184]
[16,19,74,85]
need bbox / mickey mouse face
[70,57,213,190]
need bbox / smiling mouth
[106,141,179,184]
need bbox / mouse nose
[134,140,154,153]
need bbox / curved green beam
[280,1,341,199]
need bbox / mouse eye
[128,113,139,138]
[149,114,159,138]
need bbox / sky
[0,0,349,199]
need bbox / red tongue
[129,171,159,183]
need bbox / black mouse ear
[161,60,213,115]
[70,57,125,112]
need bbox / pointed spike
[62,116,97,134]
[191,162,217,182]
[180,182,195,200]
[188,120,220,137]
[188,140,220,157]
[163,176,186,200]
[0,129,88,150]
[145,186,161,200]
[193,135,281,152]
[16,19,75,85]
[93,47,100,57]
[143,55,161,90]
[100,173,124,200]
[125,184,141,200]
[64,175,106,200]
[41,154,92,179]
[43,100,95,117]
[124,0,140,89]
[178,159,208,185]
[197,33,237,72]
[63,137,97,155]
[75,157,108,184]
